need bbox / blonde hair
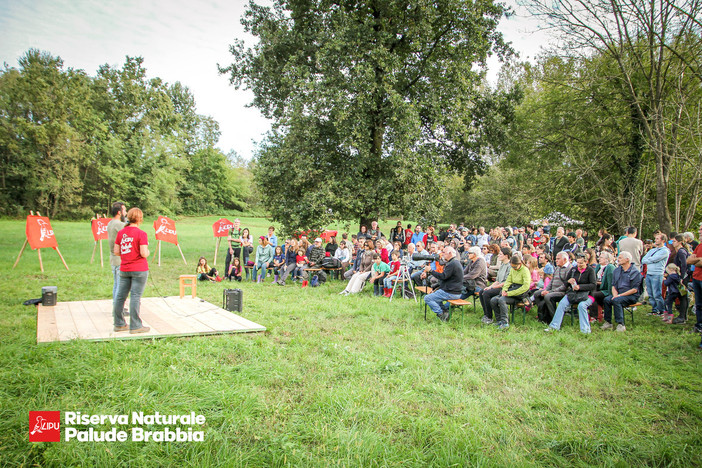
[126,207,143,225]
[666,263,680,275]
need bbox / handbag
[567,290,589,304]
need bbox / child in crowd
[229,257,242,282]
[293,249,308,282]
[272,245,285,283]
[382,250,402,297]
[663,263,685,324]
[369,253,391,296]
[525,255,540,292]
[196,257,220,282]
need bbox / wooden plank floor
[36,296,266,343]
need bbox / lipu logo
[29,411,61,442]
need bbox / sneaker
[693,325,702,334]
[601,322,613,330]
[588,316,596,323]
[438,312,450,322]
[671,316,686,325]
[497,321,509,330]
[113,325,128,332]
[130,326,151,334]
[543,327,555,333]
[338,290,348,295]
[481,316,494,325]
[648,311,663,316]
[616,324,626,332]
[663,314,673,324]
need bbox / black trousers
[480,288,502,320]
[533,290,564,323]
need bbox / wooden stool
[447,299,471,326]
[179,275,197,299]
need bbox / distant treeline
[0,49,252,219]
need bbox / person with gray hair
[421,246,463,322]
[682,231,699,250]
[461,246,487,298]
[533,251,572,323]
[602,251,642,332]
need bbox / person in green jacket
[253,236,274,283]
[369,253,391,296]
[588,251,615,322]
[490,255,531,330]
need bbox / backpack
[310,272,327,287]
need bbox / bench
[447,299,472,326]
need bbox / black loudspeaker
[223,289,243,313]
[42,286,57,306]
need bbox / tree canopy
[221,0,519,231]
[0,50,250,218]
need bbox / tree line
[0,49,252,219]
[223,0,701,237]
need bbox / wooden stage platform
[36,297,266,343]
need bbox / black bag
[321,257,341,269]
[567,290,589,304]
[463,278,476,296]
[316,270,327,283]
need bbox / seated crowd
[216,219,702,336]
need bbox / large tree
[221,0,517,230]
[526,0,702,233]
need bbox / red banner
[153,216,179,245]
[26,215,58,250]
[91,218,109,241]
[212,218,235,238]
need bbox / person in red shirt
[112,207,151,334]
[687,224,702,334]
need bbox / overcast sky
[0,0,550,160]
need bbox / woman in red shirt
[112,207,151,334]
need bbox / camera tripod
[389,261,417,302]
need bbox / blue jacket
[285,248,297,266]
[612,264,642,295]
[411,232,425,245]
[641,246,669,276]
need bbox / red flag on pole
[153,216,179,245]
[91,218,110,241]
[26,215,59,249]
[212,218,235,238]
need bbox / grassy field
[1,216,701,467]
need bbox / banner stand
[214,238,222,266]
[211,218,236,267]
[151,216,187,266]
[13,211,69,272]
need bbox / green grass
[1,217,701,467]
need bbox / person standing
[107,202,127,307]
[112,207,150,334]
[686,224,702,333]
[617,226,644,267]
[641,233,669,316]
[225,218,242,281]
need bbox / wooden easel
[151,240,187,266]
[90,213,107,268]
[214,237,222,266]
[13,211,69,272]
